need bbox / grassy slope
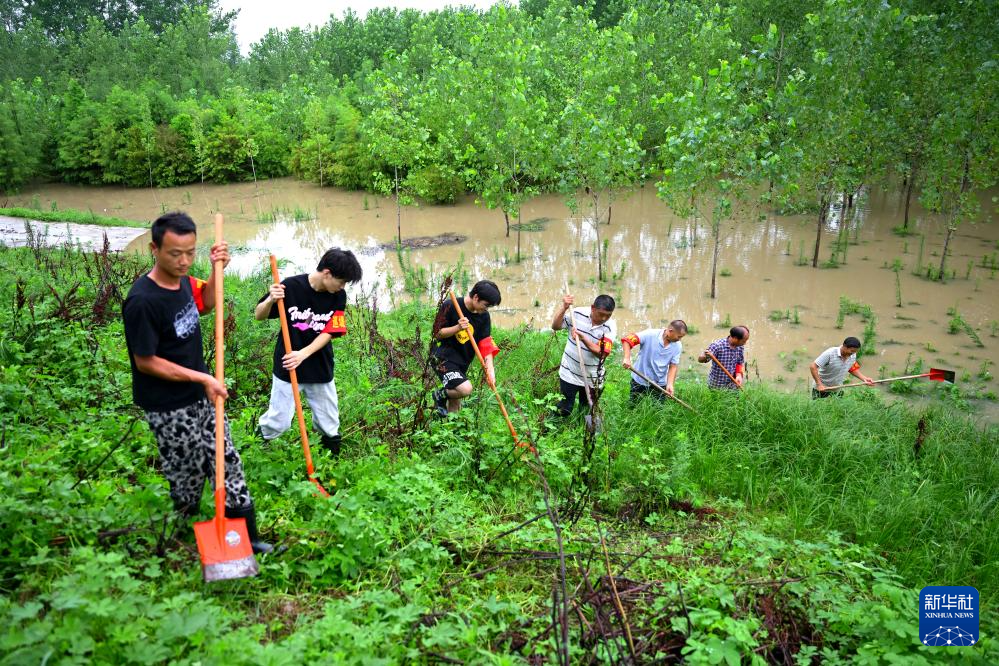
[0,245,997,664]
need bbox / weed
[947,307,984,347]
[715,313,732,329]
[795,240,808,266]
[836,297,877,356]
[719,267,732,277]
[912,235,925,276]
[978,360,993,382]
[257,205,316,223]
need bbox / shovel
[705,350,744,391]
[194,214,258,583]
[269,255,332,498]
[626,366,697,413]
[569,321,601,433]
[447,291,534,454]
[820,367,955,391]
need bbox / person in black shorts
[431,281,502,416]
[254,248,362,455]
[122,212,272,554]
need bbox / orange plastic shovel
[194,214,258,582]
[269,254,331,497]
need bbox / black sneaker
[320,434,342,457]
[432,388,449,418]
[253,425,269,445]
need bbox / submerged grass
[0,206,147,228]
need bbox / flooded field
[9,178,998,418]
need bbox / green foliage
[2,244,999,663]
[403,164,464,204]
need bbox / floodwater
[8,178,999,419]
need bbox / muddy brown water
[9,179,999,421]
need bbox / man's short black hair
[669,319,688,333]
[317,248,363,283]
[470,280,501,306]
[730,325,750,340]
[592,294,615,311]
[151,211,197,247]
[843,336,862,349]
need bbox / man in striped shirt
[551,294,616,417]
[698,326,750,389]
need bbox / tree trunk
[812,196,828,268]
[606,204,612,225]
[394,166,401,246]
[903,171,915,230]
[839,191,849,264]
[710,220,720,298]
[515,207,522,263]
[504,210,510,238]
[939,155,972,279]
[318,142,324,188]
[939,224,955,281]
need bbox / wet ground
[8,178,998,420]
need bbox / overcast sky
[220,1,504,53]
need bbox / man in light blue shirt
[621,320,687,401]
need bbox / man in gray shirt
[809,336,875,398]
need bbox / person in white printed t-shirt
[551,294,617,418]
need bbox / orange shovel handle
[269,256,328,497]
[447,291,531,451]
[212,214,226,543]
[706,350,743,391]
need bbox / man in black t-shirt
[431,280,502,416]
[122,212,271,554]
[254,248,363,455]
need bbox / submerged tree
[657,8,770,298]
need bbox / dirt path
[0,215,146,251]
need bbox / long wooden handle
[213,214,226,538]
[569,318,595,408]
[269,256,319,482]
[821,372,929,392]
[627,366,696,412]
[706,350,743,391]
[447,291,529,451]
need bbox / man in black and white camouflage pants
[122,211,272,554]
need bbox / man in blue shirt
[621,320,687,401]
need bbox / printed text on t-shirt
[288,306,332,332]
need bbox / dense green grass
[0,206,147,228]
[1,244,997,663]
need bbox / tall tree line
[1,0,996,284]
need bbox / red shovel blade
[928,368,956,383]
[194,516,258,582]
[309,476,332,497]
